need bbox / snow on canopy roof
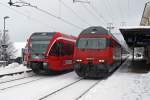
[119,26,150,30]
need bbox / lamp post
[2,16,10,66]
[3,16,10,45]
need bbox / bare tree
[0,32,17,63]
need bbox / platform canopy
[119,26,150,47]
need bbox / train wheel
[74,65,84,77]
[32,69,40,74]
[30,63,41,74]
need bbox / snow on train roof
[31,32,56,36]
[80,26,108,34]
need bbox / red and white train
[74,26,129,78]
[22,32,76,74]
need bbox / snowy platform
[0,63,31,76]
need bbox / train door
[111,40,121,70]
[59,40,74,69]
[114,42,122,66]
[48,40,62,70]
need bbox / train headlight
[76,59,82,62]
[99,60,105,63]
[43,62,48,66]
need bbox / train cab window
[65,43,74,56]
[77,38,107,49]
[49,42,74,56]
[49,42,60,56]
[59,43,74,56]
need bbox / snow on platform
[80,69,150,100]
[14,42,26,58]
[0,63,31,76]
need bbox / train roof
[30,32,77,40]
[31,32,56,36]
[80,26,109,35]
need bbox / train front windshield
[30,33,54,54]
[77,38,107,49]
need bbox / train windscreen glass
[30,33,54,54]
[77,38,107,49]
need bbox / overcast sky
[0,0,149,42]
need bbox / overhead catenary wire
[0,2,56,31]
[58,0,61,18]
[105,0,114,23]
[9,0,84,30]
[102,0,114,23]
[127,0,130,21]
[129,0,141,25]
[82,3,106,25]
[116,0,125,23]
[88,2,108,24]
[34,6,83,30]
[60,0,91,26]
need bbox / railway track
[0,76,48,91]
[76,80,101,100]
[0,74,35,84]
[0,69,32,78]
[39,78,83,100]
[39,58,130,100]
[0,58,130,100]
[38,78,102,100]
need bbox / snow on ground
[0,58,150,100]
[14,42,26,57]
[0,63,31,76]
[80,65,150,100]
[0,72,80,100]
[0,71,34,84]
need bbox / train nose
[86,58,94,63]
[86,58,94,60]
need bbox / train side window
[49,41,74,56]
[49,42,60,56]
[65,43,74,56]
[59,43,74,56]
[60,43,66,56]
[109,39,113,47]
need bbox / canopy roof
[120,26,150,47]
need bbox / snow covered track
[0,70,32,78]
[0,58,133,100]
[0,76,48,91]
[76,80,100,100]
[39,78,83,100]
[39,59,130,100]
[41,79,102,100]
[0,74,35,84]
